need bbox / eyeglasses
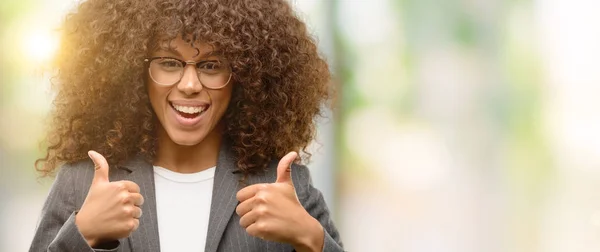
[144,57,232,89]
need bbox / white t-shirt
[153,165,215,252]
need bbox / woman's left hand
[236,151,324,252]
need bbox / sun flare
[22,30,59,63]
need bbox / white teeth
[172,104,206,114]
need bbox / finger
[128,218,140,232]
[275,151,298,184]
[236,184,266,202]
[239,208,260,229]
[88,150,109,184]
[235,197,254,217]
[129,193,145,206]
[115,180,141,193]
[245,221,268,239]
[132,206,143,219]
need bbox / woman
[29,0,343,251]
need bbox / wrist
[293,217,325,252]
[75,212,99,247]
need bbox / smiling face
[147,37,233,148]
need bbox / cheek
[147,84,168,107]
[216,91,233,115]
[147,86,172,127]
[211,86,233,110]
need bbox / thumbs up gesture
[236,152,325,252]
[75,151,144,247]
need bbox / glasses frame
[144,56,233,90]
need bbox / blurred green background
[2,0,600,251]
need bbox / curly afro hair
[36,0,331,176]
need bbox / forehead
[154,36,217,57]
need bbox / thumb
[88,150,109,184]
[275,151,298,185]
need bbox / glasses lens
[149,58,232,88]
[149,58,183,85]
[198,60,232,89]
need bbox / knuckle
[115,182,126,191]
[120,193,130,204]
[257,222,269,233]
[255,192,268,203]
[256,206,268,217]
[128,219,139,232]
[123,206,133,216]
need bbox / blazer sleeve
[293,164,345,252]
[29,163,121,252]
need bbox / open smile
[169,102,210,127]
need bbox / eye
[199,61,221,70]
[156,58,182,69]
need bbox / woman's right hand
[75,151,144,247]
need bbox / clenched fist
[236,152,324,252]
[75,151,144,247]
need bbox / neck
[153,127,222,174]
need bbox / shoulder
[53,159,95,183]
[40,160,95,211]
[51,160,96,202]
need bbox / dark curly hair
[36,0,331,176]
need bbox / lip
[168,101,210,128]
[170,100,210,107]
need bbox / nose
[176,64,203,95]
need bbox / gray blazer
[29,143,344,252]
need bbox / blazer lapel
[118,156,161,252]
[204,142,242,252]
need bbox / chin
[173,139,201,146]
[168,130,209,146]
